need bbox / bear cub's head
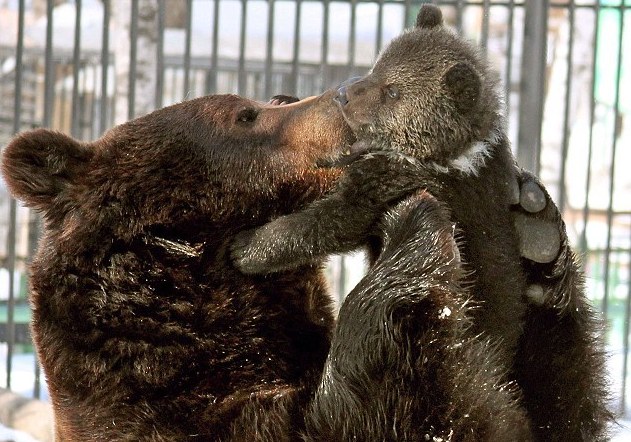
[336,5,503,167]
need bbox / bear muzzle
[334,76,384,136]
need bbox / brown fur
[231,5,612,440]
[1,92,355,440]
[355,8,613,440]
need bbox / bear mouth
[316,140,371,168]
[336,99,377,138]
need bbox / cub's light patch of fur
[363,150,420,166]
[430,129,501,176]
[439,306,452,319]
[449,141,492,175]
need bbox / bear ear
[444,62,481,113]
[1,129,93,215]
[416,4,443,29]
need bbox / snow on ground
[0,423,41,442]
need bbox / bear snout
[335,86,349,106]
[334,79,384,134]
[334,76,363,107]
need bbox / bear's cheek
[274,126,350,167]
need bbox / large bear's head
[335,5,503,165]
[2,92,354,251]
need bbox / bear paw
[230,229,265,274]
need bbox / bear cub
[232,5,611,441]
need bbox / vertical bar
[517,0,549,175]
[403,0,411,29]
[42,0,54,128]
[480,0,490,52]
[171,67,178,102]
[33,0,55,397]
[60,68,69,131]
[348,0,357,75]
[31,351,41,399]
[6,209,16,391]
[6,0,26,392]
[558,1,576,214]
[602,2,625,335]
[580,3,601,255]
[290,0,302,96]
[12,0,24,160]
[128,0,139,120]
[503,0,515,113]
[183,0,193,99]
[5,211,16,391]
[456,0,465,34]
[320,0,330,89]
[264,0,275,98]
[376,0,385,55]
[79,56,96,140]
[624,213,631,413]
[238,0,248,95]
[27,208,41,397]
[209,0,220,93]
[100,0,111,134]
[71,0,83,138]
[155,0,164,108]
[618,3,630,415]
[88,65,98,139]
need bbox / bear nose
[335,86,349,106]
[335,76,362,107]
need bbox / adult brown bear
[2,92,357,440]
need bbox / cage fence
[0,0,630,419]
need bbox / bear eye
[386,85,400,100]
[236,108,258,124]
